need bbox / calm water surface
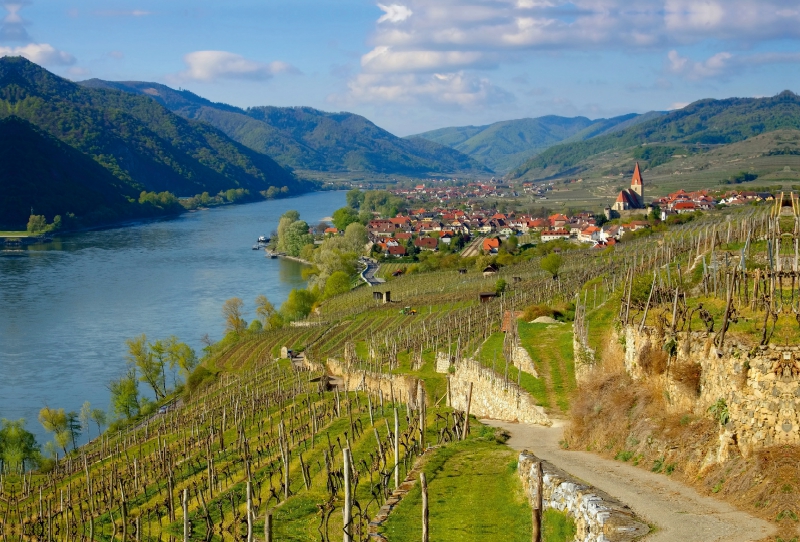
[0,191,345,443]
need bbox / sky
[3,0,800,136]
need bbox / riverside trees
[124,334,197,402]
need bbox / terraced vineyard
[0,204,770,542]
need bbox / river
[0,190,345,445]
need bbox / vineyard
[0,202,774,542]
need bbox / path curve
[484,419,774,542]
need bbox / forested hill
[0,57,302,228]
[79,79,490,175]
[409,112,663,173]
[509,91,800,181]
[0,116,141,228]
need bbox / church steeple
[630,162,643,205]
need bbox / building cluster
[358,206,630,257]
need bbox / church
[612,162,645,211]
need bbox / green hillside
[0,57,301,212]
[0,116,150,228]
[411,113,663,173]
[80,79,490,176]
[510,90,800,181]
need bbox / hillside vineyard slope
[79,79,490,175]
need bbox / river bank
[0,190,346,445]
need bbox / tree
[79,401,92,443]
[540,253,563,280]
[495,278,507,295]
[222,297,247,335]
[346,188,365,209]
[344,222,368,252]
[126,334,165,400]
[66,411,81,451]
[332,207,360,230]
[90,409,107,435]
[255,294,275,325]
[324,271,351,298]
[280,289,316,321]
[276,210,300,252]
[0,418,40,471]
[38,407,69,455]
[27,215,47,233]
[283,220,312,257]
[165,337,197,385]
[109,370,140,420]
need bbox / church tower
[630,162,644,207]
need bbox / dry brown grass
[637,339,668,375]
[671,361,702,395]
[568,358,799,540]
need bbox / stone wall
[448,360,551,426]
[618,325,800,455]
[326,358,422,408]
[518,451,649,542]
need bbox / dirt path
[484,419,775,542]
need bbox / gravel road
[484,419,775,542]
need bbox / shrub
[186,366,216,395]
[522,304,556,321]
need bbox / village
[332,166,777,259]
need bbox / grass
[517,322,576,413]
[381,431,578,542]
[477,332,550,407]
[380,435,532,541]
[0,230,31,236]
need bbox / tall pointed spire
[631,162,643,186]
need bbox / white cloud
[0,43,75,65]
[175,51,300,82]
[667,49,800,80]
[92,9,152,17]
[670,101,690,110]
[337,71,514,108]
[361,46,491,73]
[377,4,412,24]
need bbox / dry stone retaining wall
[449,361,551,426]
[619,325,800,455]
[519,451,649,542]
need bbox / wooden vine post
[462,382,473,441]
[265,511,273,542]
[393,408,400,490]
[420,472,429,542]
[343,447,352,542]
[532,460,543,542]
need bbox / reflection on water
[0,191,345,443]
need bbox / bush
[186,366,216,395]
[522,304,556,321]
[672,362,702,394]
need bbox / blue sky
[4,1,800,135]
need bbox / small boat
[258,235,269,243]
[252,244,260,250]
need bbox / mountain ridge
[79,79,490,176]
[509,91,800,181]
[409,112,664,172]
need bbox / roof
[414,237,439,249]
[631,162,644,186]
[483,238,501,250]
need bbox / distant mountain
[409,113,663,173]
[0,116,141,228]
[0,57,305,228]
[510,91,800,181]
[80,80,490,175]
